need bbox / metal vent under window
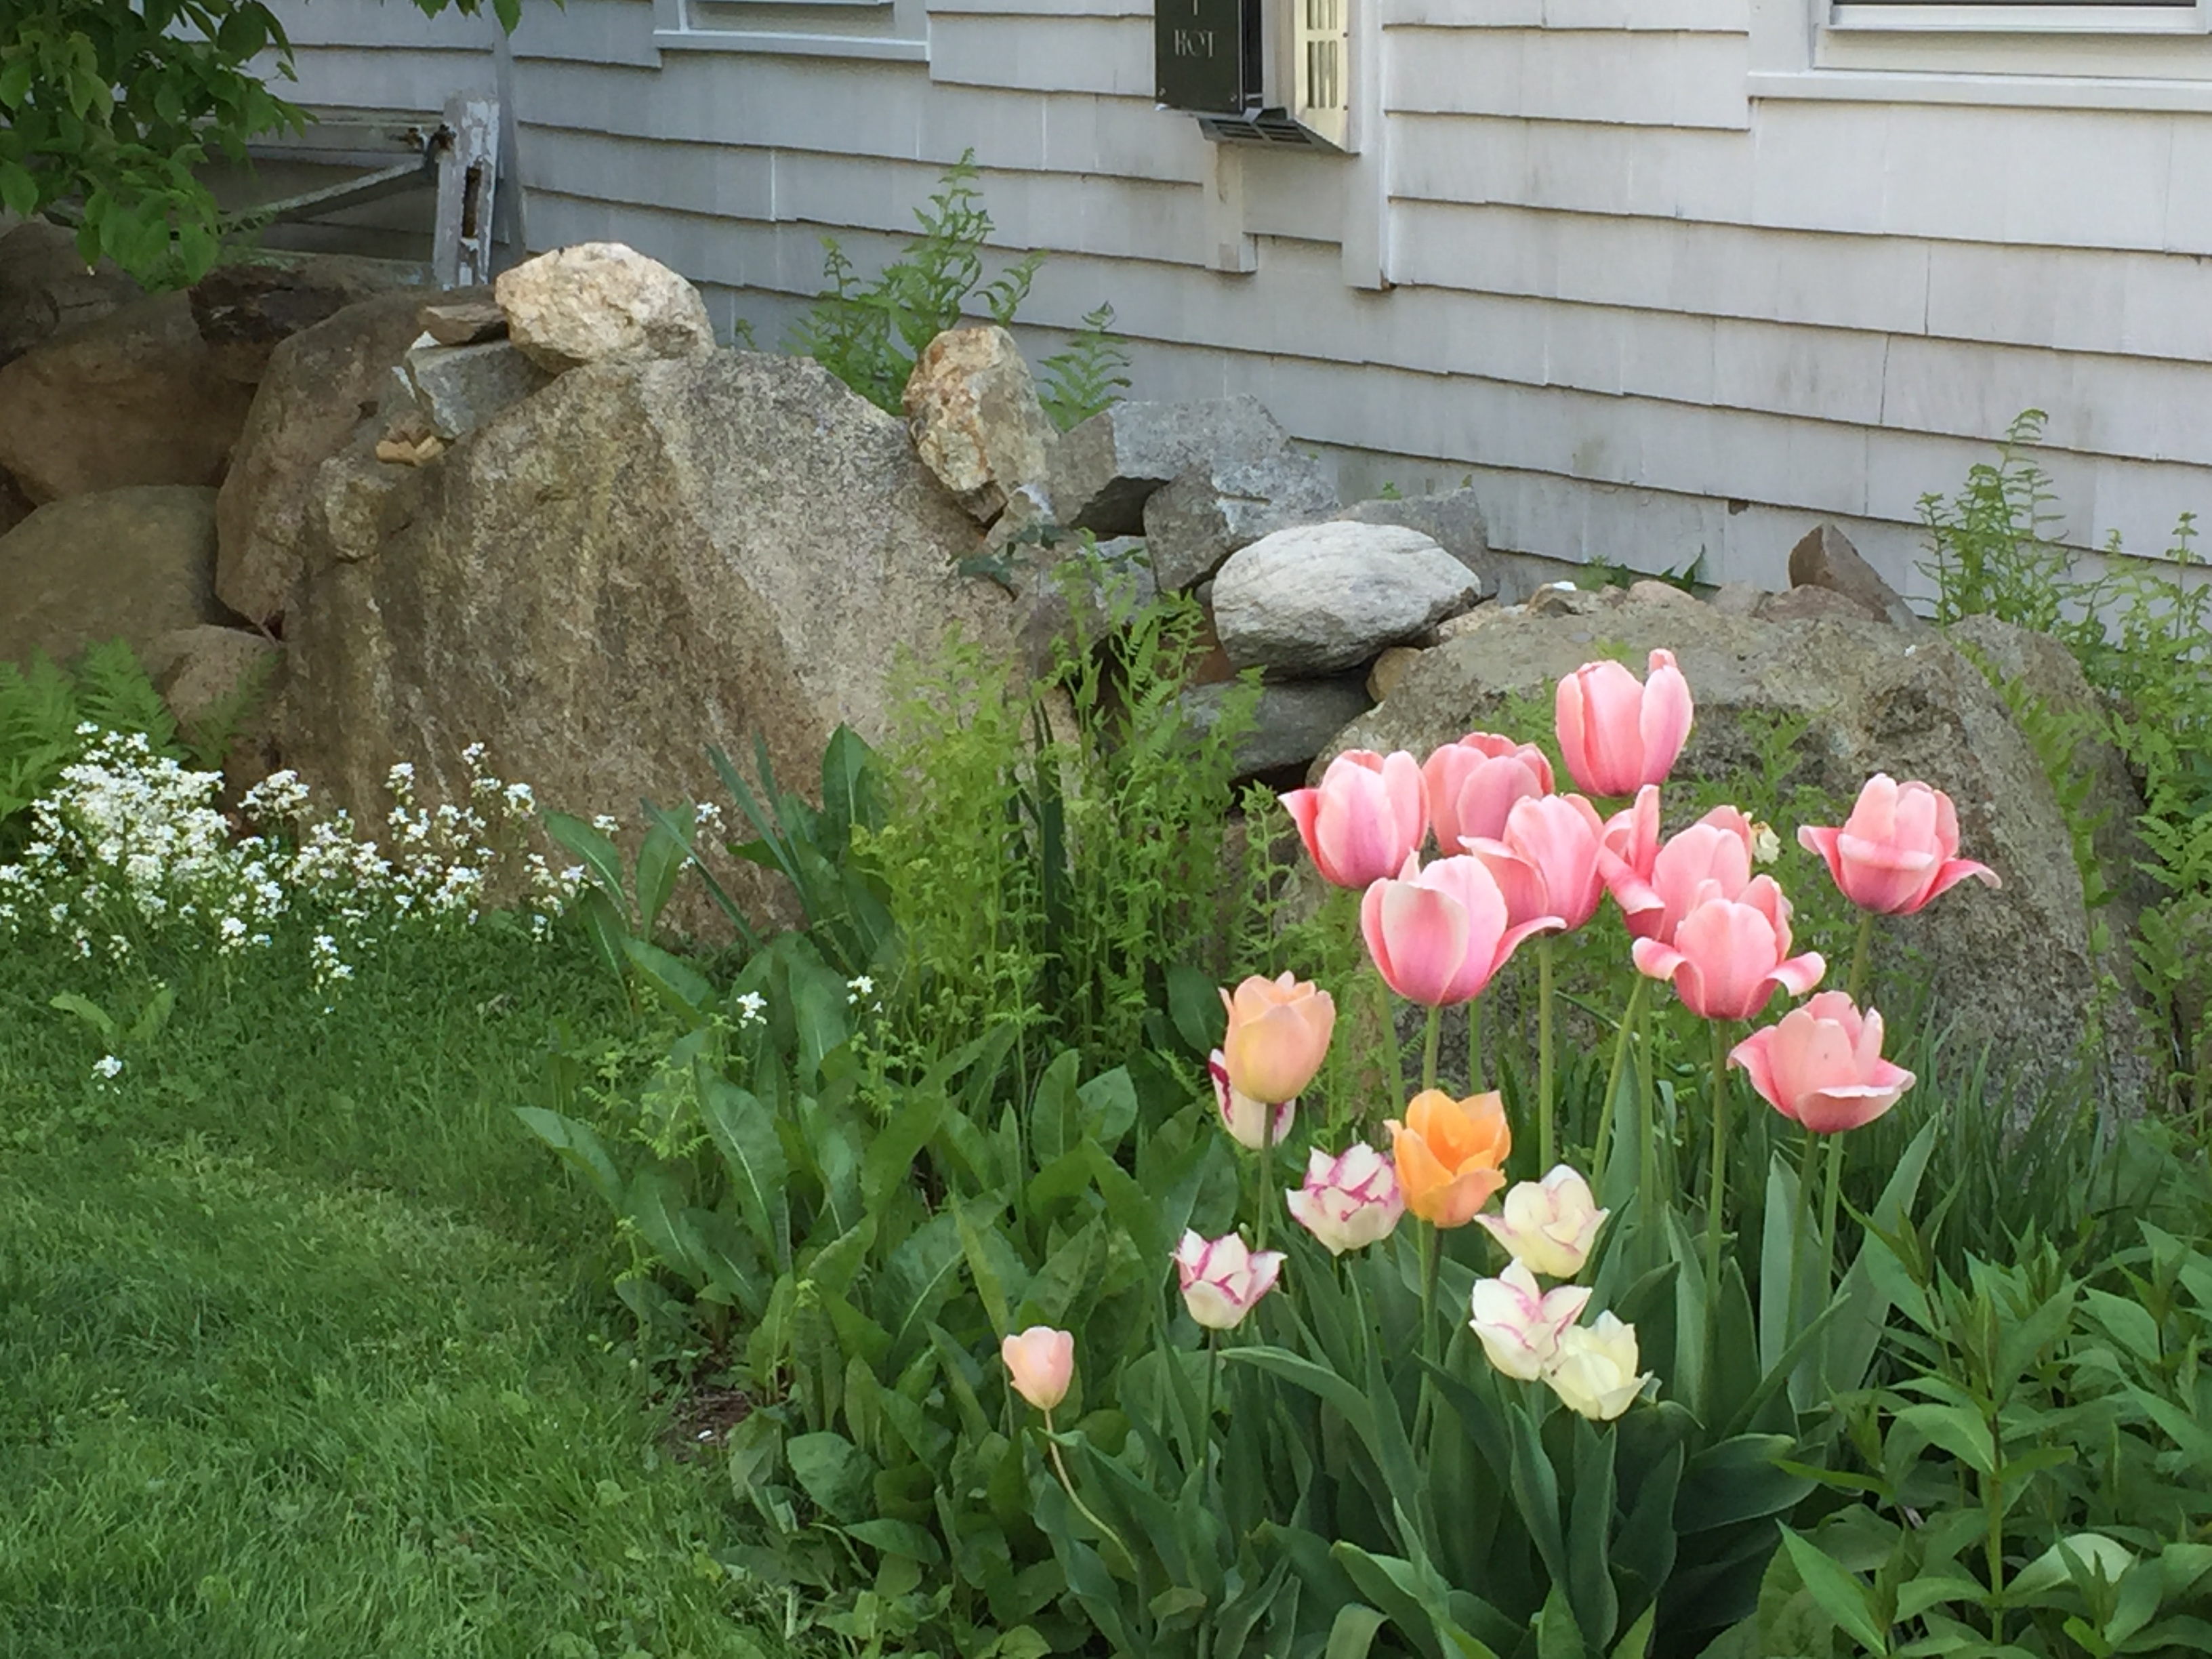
[1158,0,1354,152]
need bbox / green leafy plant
[789,150,1047,415]
[1,638,183,855]
[0,0,528,287]
[1036,304,1133,433]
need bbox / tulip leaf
[1607,1603,1657,1659]
[1330,1543,1449,1659]
[1536,1586,1589,1659]
[1674,1435,1809,1534]
[1223,1345,1378,1445]
[1566,1419,1620,1650]
[1505,1401,1570,1595]
[1325,1603,1391,1659]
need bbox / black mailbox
[1154,0,1263,117]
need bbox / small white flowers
[845,975,881,1011]
[733,990,768,1027]
[92,1054,124,1080]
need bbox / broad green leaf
[1777,1529,1891,1658]
[2081,1286,2161,1364]
[1675,1435,1809,1533]
[953,1197,1017,1340]
[861,1088,947,1212]
[626,1164,705,1286]
[511,1106,623,1210]
[1894,1401,1996,1478]
[880,1212,967,1367]
[786,1429,875,1523]
[1326,1604,1391,1659]
[1609,1604,1657,1659]
[47,991,117,1042]
[543,811,630,914]
[1076,1065,1139,1151]
[632,799,695,935]
[1567,1419,1620,1650]
[802,1215,876,1298]
[620,935,713,1025]
[1537,1586,1589,1659]
[696,1076,790,1260]
[1165,961,1225,1058]
[1015,1218,1102,1330]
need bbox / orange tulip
[1386,1088,1513,1228]
[1218,972,1336,1107]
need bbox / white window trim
[1748,0,2212,107]
[648,0,930,62]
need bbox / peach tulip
[1730,991,1916,1134]
[1174,1230,1285,1330]
[1282,750,1430,890]
[1599,797,1759,943]
[1217,972,1335,1107]
[1000,1326,1074,1412]
[1469,1261,1591,1382]
[1555,649,1694,798]
[1798,775,2000,916]
[1422,733,1554,857]
[1631,880,1825,1021]
[1286,1143,1405,1255]
[1464,792,1610,933]
[1386,1088,1513,1228]
[1360,851,1564,1008]
[1476,1165,1610,1279]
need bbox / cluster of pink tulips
[1006,645,1999,1425]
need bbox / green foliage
[1036,303,1132,432]
[0,638,182,853]
[0,0,527,289]
[1752,1131,2212,1658]
[1920,411,2212,1111]
[789,150,1047,414]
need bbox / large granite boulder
[216,288,483,627]
[1335,487,1500,601]
[903,325,1055,525]
[0,486,230,668]
[0,218,141,371]
[0,291,256,503]
[493,242,716,373]
[1307,586,2151,1107]
[281,349,1058,939]
[188,254,428,384]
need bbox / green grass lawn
[0,920,790,1659]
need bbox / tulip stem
[1469,995,1487,1094]
[1042,1410,1136,1576]
[1847,909,1875,1008]
[1538,937,1557,1174]
[1593,977,1647,1192]
[1703,1017,1732,1350]
[1421,1004,1441,1097]
[1376,966,1407,1128]
[1819,1130,1845,1298]
[1415,1223,1442,1446]
[1251,1151,1271,1256]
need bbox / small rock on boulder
[1,486,231,668]
[903,325,1055,524]
[1142,450,1340,592]
[1212,521,1483,676]
[493,242,716,373]
[1788,521,1924,630]
[217,289,466,628]
[1334,487,1498,599]
[1049,396,1294,537]
[0,291,256,503]
[396,335,556,442]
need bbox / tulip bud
[1631,881,1825,1023]
[1386,1088,1512,1228]
[1281,750,1429,890]
[1286,1143,1404,1255]
[1798,775,2000,916]
[1173,1230,1285,1331]
[1475,1165,1610,1279]
[1000,1326,1074,1412]
[1731,991,1916,1134]
[1554,649,1694,798]
[1217,972,1334,1107]
[1469,1261,1591,1382]
[1543,1311,1650,1421]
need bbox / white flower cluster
[0,729,588,989]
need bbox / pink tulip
[1174,1230,1285,1330]
[1422,733,1554,857]
[1286,1143,1405,1256]
[1216,972,1335,1108]
[1000,1326,1075,1412]
[1798,775,2001,916]
[1730,991,1917,1134]
[1282,750,1430,890]
[1600,800,1759,944]
[1631,880,1825,1021]
[1360,851,1565,1008]
[1464,792,1609,933]
[1555,649,1695,798]
[1210,1050,1294,1149]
